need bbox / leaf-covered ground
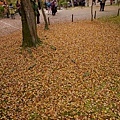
[0,16,120,120]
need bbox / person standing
[2,2,9,18]
[16,0,21,16]
[93,0,96,5]
[36,7,40,24]
[51,0,56,16]
[55,0,57,13]
[9,3,15,19]
[110,0,113,5]
[31,0,40,24]
[34,1,40,24]
[38,0,41,10]
[46,0,51,15]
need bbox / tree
[91,0,93,21]
[70,0,74,7]
[40,0,49,30]
[21,0,41,47]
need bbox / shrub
[0,6,4,17]
[62,1,67,8]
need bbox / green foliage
[62,1,67,7]
[59,0,65,4]
[98,16,120,25]
[0,6,4,17]
[0,6,4,12]
[59,0,68,7]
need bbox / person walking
[98,0,106,11]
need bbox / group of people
[45,0,57,15]
[1,0,110,24]
[2,0,40,24]
[93,0,106,11]
[1,0,57,24]
[2,1,21,19]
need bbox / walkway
[0,5,119,36]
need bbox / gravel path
[0,5,119,37]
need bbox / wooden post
[94,11,96,19]
[91,5,93,21]
[48,17,50,25]
[117,8,120,16]
[72,14,73,22]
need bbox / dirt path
[0,5,119,37]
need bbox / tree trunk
[21,0,40,47]
[91,1,93,21]
[40,0,49,30]
[71,0,74,7]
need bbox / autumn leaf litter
[0,20,120,119]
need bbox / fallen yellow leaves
[0,19,120,119]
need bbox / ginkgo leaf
[0,17,120,119]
